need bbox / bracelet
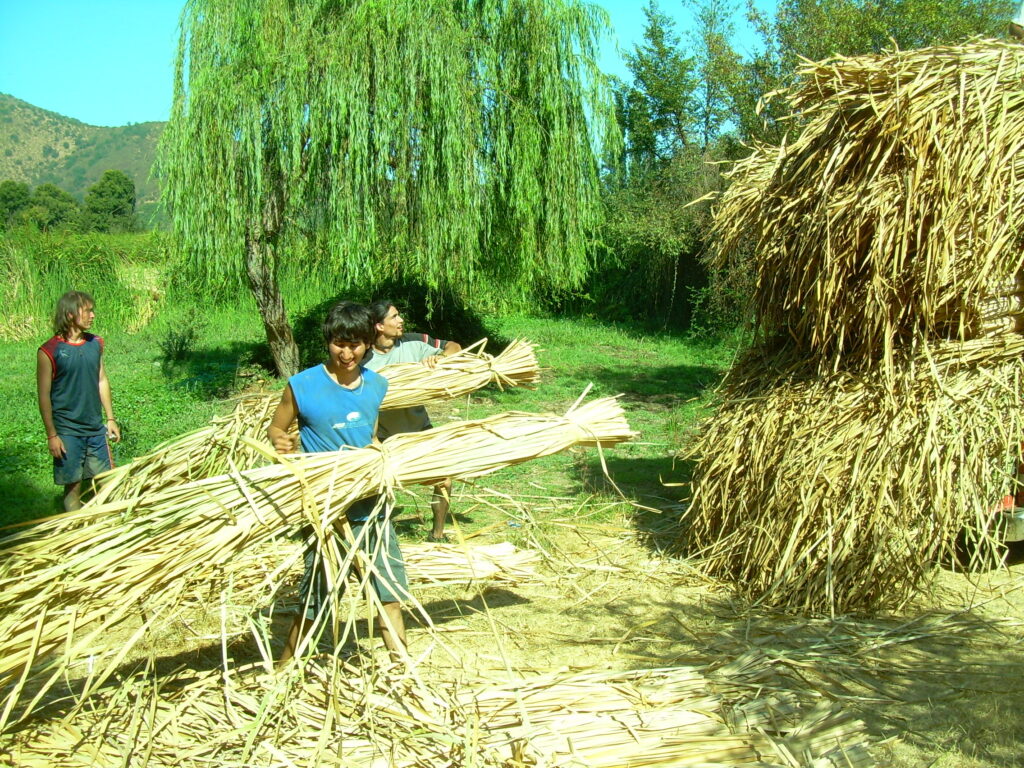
[107,417,117,422]
[47,434,58,439]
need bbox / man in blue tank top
[36,290,121,511]
[268,302,408,663]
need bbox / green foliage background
[0,231,734,529]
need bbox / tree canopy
[26,184,80,233]
[0,181,30,231]
[84,170,137,233]
[158,0,617,376]
[775,0,1016,64]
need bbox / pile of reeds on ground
[686,40,1024,613]
[0,396,632,727]
[171,538,541,622]
[4,655,874,767]
[89,338,540,505]
[687,337,1024,613]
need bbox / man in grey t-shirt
[366,300,462,541]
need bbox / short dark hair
[53,290,94,338]
[368,298,396,326]
[323,301,374,346]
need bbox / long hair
[53,291,94,338]
[368,298,395,327]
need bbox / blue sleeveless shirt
[288,365,388,452]
[288,365,388,522]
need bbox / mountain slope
[0,93,164,225]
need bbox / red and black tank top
[39,333,105,436]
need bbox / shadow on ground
[0,444,61,530]
[158,339,275,400]
[415,587,531,628]
[576,361,723,404]
[594,597,1024,767]
[392,504,477,539]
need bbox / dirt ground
[4,488,1024,767]
[396,518,1024,768]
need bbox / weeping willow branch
[156,0,619,375]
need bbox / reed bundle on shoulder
[89,338,540,505]
[5,655,874,767]
[0,396,632,727]
[686,41,1024,613]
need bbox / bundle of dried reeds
[687,41,1024,613]
[712,41,1024,372]
[0,396,632,726]
[88,338,540,505]
[5,655,874,767]
[686,337,1024,613]
[401,541,540,586]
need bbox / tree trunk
[244,231,300,378]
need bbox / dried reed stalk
[88,338,540,505]
[4,656,874,767]
[712,41,1024,373]
[0,396,632,727]
[685,338,1024,614]
[175,539,541,619]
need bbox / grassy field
[3,297,1024,767]
[1,303,735,530]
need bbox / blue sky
[0,0,773,128]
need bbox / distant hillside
[0,93,164,226]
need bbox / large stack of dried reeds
[686,41,1024,613]
[89,338,540,505]
[713,41,1024,372]
[4,655,874,767]
[0,396,632,726]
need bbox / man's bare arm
[268,385,300,453]
[98,356,120,442]
[36,349,65,458]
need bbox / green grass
[1,303,269,526]
[386,314,735,542]
[1,301,735,532]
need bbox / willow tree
[158,0,616,377]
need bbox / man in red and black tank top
[36,291,121,511]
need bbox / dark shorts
[298,511,409,621]
[53,432,113,486]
